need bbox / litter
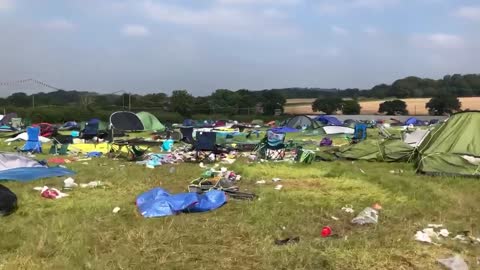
[437,255,468,270]
[63,177,78,189]
[274,184,283,190]
[439,229,450,237]
[39,186,69,199]
[272,178,282,182]
[341,205,355,213]
[80,181,103,188]
[331,216,339,221]
[321,226,332,237]
[112,207,121,214]
[415,231,434,244]
[274,236,300,246]
[428,224,444,228]
[256,180,266,184]
[351,206,379,225]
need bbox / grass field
[1,134,480,269]
[284,97,480,115]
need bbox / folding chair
[352,123,367,142]
[180,127,194,144]
[256,130,286,160]
[21,127,42,153]
[194,132,219,161]
[81,122,99,142]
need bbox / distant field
[284,97,480,115]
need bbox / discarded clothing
[136,188,227,218]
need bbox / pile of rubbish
[33,177,105,200]
[415,224,480,245]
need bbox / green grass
[1,137,480,269]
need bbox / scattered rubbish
[351,206,379,225]
[359,168,366,174]
[274,184,283,190]
[341,205,355,213]
[272,178,281,182]
[80,181,103,188]
[112,207,121,214]
[256,180,266,184]
[274,236,300,246]
[439,229,450,238]
[428,224,444,228]
[331,216,339,221]
[39,186,69,199]
[389,169,404,174]
[63,177,78,189]
[86,151,102,158]
[169,167,175,174]
[437,255,468,270]
[321,226,332,238]
[199,162,206,168]
[415,230,434,244]
[82,162,89,165]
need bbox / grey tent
[286,115,321,130]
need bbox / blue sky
[0,0,479,96]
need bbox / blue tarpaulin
[136,188,227,218]
[315,116,343,126]
[0,167,75,182]
[269,127,299,133]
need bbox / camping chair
[352,123,367,143]
[256,130,287,160]
[49,137,71,155]
[21,127,42,153]
[180,127,194,144]
[81,122,99,142]
[194,132,220,161]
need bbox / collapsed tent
[60,121,79,130]
[336,139,414,162]
[286,115,320,130]
[110,111,144,131]
[136,187,227,218]
[32,123,55,137]
[0,153,74,181]
[416,111,480,176]
[315,115,343,126]
[136,112,165,132]
[403,129,430,147]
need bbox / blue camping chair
[194,132,219,161]
[81,122,99,141]
[256,130,287,160]
[180,127,194,144]
[21,127,42,153]
[352,123,367,142]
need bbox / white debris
[415,231,433,244]
[437,255,469,270]
[274,184,283,190]
[341,205,355,213]
[63,177,78,189]
[255,180,266,184]
[428,224,444,228]
[112,207,121,214]
[272,178,282,182]
[439,229,450,238]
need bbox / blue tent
[405,117,421,125]
[315,116,343,126]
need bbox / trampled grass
[1,140,480,269]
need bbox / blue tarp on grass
[136,188,227,218]
[0,167,75,182]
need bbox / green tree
[7,92,31,107]
[170,90,194,117]
[378,99,408,115]
[425,95,461,115]
[312,97,343,114]
[261,91,286,115]
[341,100,361,114]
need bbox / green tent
[336,139,414,162]
[136,112,165,132]
[416,112,480,176]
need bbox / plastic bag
[351,207,378,225]
[437,255,468,270]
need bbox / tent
[285,115,320,130]
[136,112,165,132]
[416,111,480,176]
[315,115,343,126]
[0,113,17,126]
[110,111,144,131]
[336,139,414,162]
[60,121,79,130]
[32,123,55,137]
[0,153,74,181]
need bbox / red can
[321,226,332,238]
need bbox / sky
[0,0,479,96]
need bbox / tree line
[0,73,478,116]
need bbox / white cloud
[139,0,298,38]
[454,6,480,22]
[0,0,13,11]
[317,0,398,14]
[331,25,348,36]
[122,24,150,37]
[410,33,465,49]
[44,19,75,31]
